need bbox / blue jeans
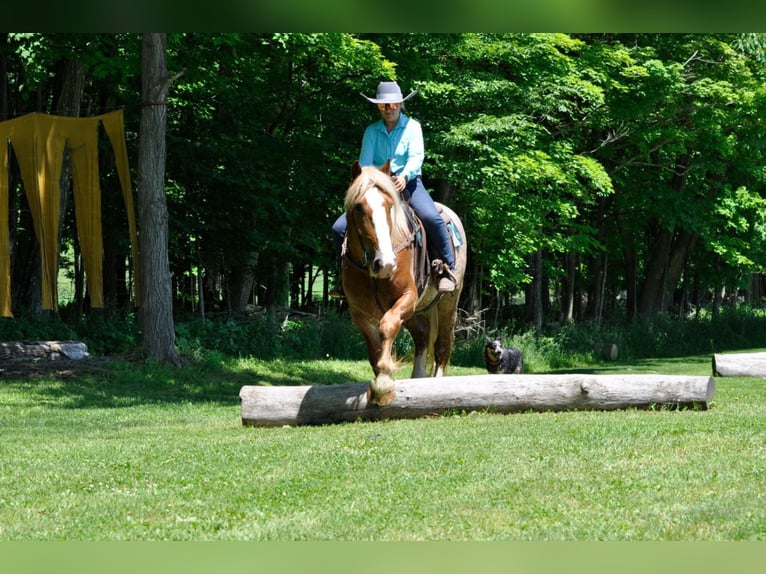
[332,176,455,270]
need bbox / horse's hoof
[367,386,396,407]
[368,374,396,406]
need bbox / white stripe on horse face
[365,186,397,277]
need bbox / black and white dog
[483,336,524,374]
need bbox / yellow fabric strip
[99,110,141,305]
[14,114,66,311]
[68,117,103,308]
[0,111,140,316]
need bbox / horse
[341,161,467,406]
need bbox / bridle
[342,183,424,312]
[343,184,420,273]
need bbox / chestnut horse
[341,162,467,406]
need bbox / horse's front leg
[348,309,383,375]
[369,289,418,406]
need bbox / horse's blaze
[365,187,397,278]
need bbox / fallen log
[712,352,766,377]
[0,340,89,361]
[240,373,715,427]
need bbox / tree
[590,34,766,318]
[163,33,394,313]
[137,33,180,365]
[378,33,613,323]
[3,33,766,337]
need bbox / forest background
[3,33,766,361]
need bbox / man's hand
[392,174,407,193]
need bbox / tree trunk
[262,257,289,311]
[532,250,543,332]
[561,252,575,323]
[54,59,85,311]
[0,34,8,116]
[240,373,715,427]
[638,153,690,317]
[138,33,180,366]
[618,212,638,321]
[229,255,258,314]
[638,226,672,316]
[11,199,42,314]
[661,229,698,314]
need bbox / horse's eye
[354,203,364,214]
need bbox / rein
[343,188,420,273]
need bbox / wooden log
[0,340,89,361]
[240,373,715,427]
[712,352,766,377]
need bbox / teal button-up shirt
[359,113,424,181]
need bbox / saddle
[340,199,462,298]
[404,202,463,296]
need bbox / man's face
[377,102,401,123]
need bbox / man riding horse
[334,82,467,406]
[332,81,457,294]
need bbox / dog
[483,336,524,374]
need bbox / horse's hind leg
[433,297,459,377]
[405,314,430,378]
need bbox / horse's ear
[351,161,362,180]
[379,159,391,175]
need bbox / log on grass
[240,373,715,427]
[712,352,766,377]
[0,340,89,361]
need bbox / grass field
[0,352,764,541]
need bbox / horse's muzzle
[371,257,396,278]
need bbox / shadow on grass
[547,354,715,376]
[0,354,371,410]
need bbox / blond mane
[344,166,411,246]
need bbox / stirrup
[431,259,457,279]
[438,275,456,293]
[432,259,457,293]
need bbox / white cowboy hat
[360,81,417,104]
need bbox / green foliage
[0,311,138,356]
[164,32,395,288]
[546,306,766,360]
[395,33,619,292]
[69,311,140,356]
[174,313,367,361]
[0,314,77,342]
[8,305,766,377]
[4,32,766,334]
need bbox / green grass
[0,352,764,540]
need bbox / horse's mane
[344,166,411,246]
